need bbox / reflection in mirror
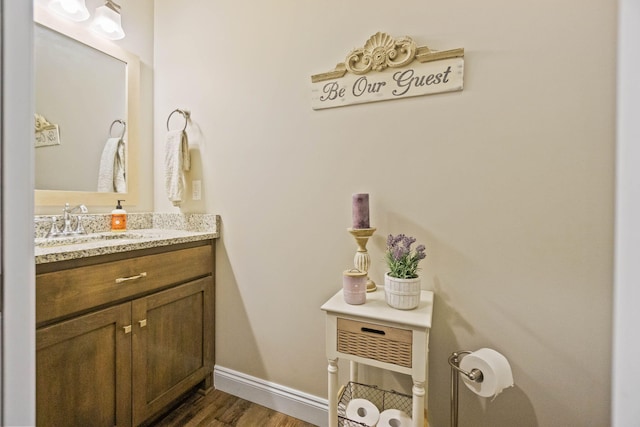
[35,23,127,192]
[34,6,139,207]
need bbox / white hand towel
[97,137,126,192]
[164,130,190,206]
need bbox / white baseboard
[213,365,328,427]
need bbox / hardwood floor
[150,389,318,427]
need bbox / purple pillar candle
[352,193,370,229]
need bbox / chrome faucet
[47,203,88,237]
[62,203,88,234]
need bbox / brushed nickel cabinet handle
[123,325,132,334]
[138,319,147,328]
[115,272,147,284]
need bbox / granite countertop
[35,213,220,264]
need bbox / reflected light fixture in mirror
[90,0,125,40]
[48,0,90,22]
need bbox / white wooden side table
[321,288,434,427]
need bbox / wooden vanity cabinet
[36,302,133,427]
[131,277,213,426]
[36,241,215,427]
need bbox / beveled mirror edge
[34,5,140,207]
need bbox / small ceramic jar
[342,269,367,305]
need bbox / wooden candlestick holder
[347,227,376,292]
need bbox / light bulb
[90,3,125,40]
[48,0,90,21]
[60,0,79,13]
[97,17,117,33]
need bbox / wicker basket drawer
[337,318,412,368]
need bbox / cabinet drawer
[337,318,412,368]
[37,244,213,325]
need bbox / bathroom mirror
[34,7,139,206]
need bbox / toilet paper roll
[345,398,380,426]
[378,408,412,427]
[459,348,514,399]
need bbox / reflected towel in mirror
[97,137,126,192]
[164,129,191,206]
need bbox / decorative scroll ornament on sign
[346,32,416,74]
[311,32,464,110]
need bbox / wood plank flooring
[150,389,318,427]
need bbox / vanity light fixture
[90,0,125,40]
[48,0,90,22]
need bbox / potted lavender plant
[384,234,426,309]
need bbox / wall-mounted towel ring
[166,109,190,132]
[109,119,127,139]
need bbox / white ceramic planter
[384,272,421,310]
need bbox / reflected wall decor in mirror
[34,6,140,206]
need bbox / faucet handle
[74,215,86,235]
[46,216,61,238]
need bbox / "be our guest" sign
[310,32,464,110]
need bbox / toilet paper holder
[449,351,484,383]
[448,351,484,427]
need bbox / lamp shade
[48,0,90,22]
[90,3,125,40]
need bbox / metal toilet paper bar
[448,351,484,427]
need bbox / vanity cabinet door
[36,303,133,427]
[131,276,214,426]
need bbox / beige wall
[154,1,616,426]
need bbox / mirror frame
[34,6,140,206]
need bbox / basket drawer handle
[361,327,385,336]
